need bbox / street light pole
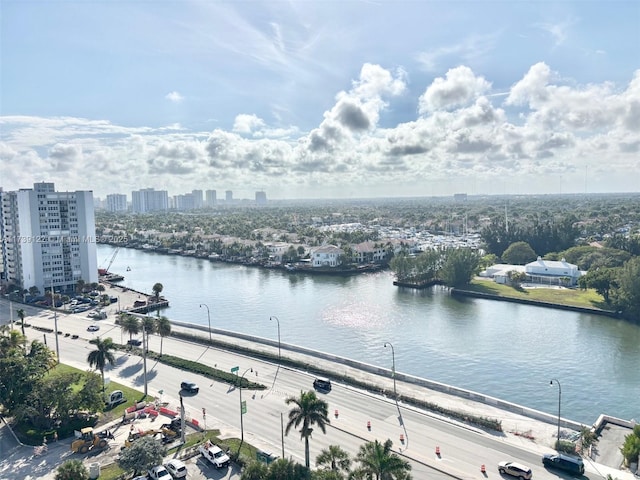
[239,367,253,449]
[550,378,561,449]
[384,341,397,400]
[142,318,148,396]
[199,303,212,343]
[270,316,281,363]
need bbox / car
[148,465,172,480]
[542,453,585,475]
[87,324,100,332]
[313,377,332,392]
[164,458,188,478]
[180,381,199,393]
[498,461,533,480]
[127,339,142,346]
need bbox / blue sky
[1,0,639,200]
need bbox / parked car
[180,381,199,393]
[87,324,100,332]
[127,339,142,347]
[498,461,533,480]
[148,465,172,480]
[164,458,188,478]
[542,453,584,475]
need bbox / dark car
[127,339,142,347]
[180,381,199,393]
[542,453,584,475]
[313,377,332,392]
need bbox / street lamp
[199,303,212,343]
[270,316,281,363]
[550,378,562,449]
[383,341,397,400]
[239,367,253,448]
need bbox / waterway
[99,245,640,425]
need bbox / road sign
[241,400,247,414]
[202,407,206,416]
[231,366,239,373]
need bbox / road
[1,299,620,480]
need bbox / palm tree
[16,308,26,336]
[120,314,140,342]
[152,282,163,302]
[285,390,330,468]
[155,316,171,356]
[316,445,351,474]
[142,316,156,352]
[55,459,89,480]
[350,439,412,480]
[87,337,116,393]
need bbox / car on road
[127,339,143,347]
[180,381,199,393]
[313,377,332,392]
[164,458,188,478]
[87,324,100,332]
[498,461,533,480]
[148,465,172,480]
[542,453,584,475]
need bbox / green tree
[118,436,166,476]
[241,461,268,480]
[120,314,140,342]
[285,390,331,468]
[316,445,351,473]
[501,241,537,265]
[439,248,480,288]
[614,257,640,322]
[351,439,412,480]
[267,458,311,480]
[152,282,163,302]
[87,337,116,393]
[620,425,640,466]
[55,459,89,480]
[578,267,616,303]
[155,316,172,356]
[142,316,156,352]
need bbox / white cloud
[419,66,492,114]
[165,91,184,103]
[233,114,266,134]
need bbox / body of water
[100,245,640,425]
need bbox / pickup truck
[198,440,231,469]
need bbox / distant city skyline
[1,1,639,199]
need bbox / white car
[148,465,172,480]
[87,324,100,332]
[164,458,188,478]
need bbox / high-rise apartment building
[131,188,169,213]
[106,193,128,212]
[255,191,267,205]
[192,190,203,209]
[0,182,97,294]
[225,190,233,203]
[205,189,217,207]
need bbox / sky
[1,1,639,201]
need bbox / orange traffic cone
[334,409,339,418]
[435,446,441,456]
[400,433,405,443]
[367,420,371,430]
[481,464,486,474]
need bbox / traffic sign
[241,400,247,414]
[231,366,239,373]
[202,407,206,417]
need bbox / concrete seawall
[170,319,586,432]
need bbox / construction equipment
[124,428,163,448]
[70,427,114,454]
[98,247,120,276]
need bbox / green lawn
[464,278,612,311]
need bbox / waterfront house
[525,257,581,286]
[353,242,387,264]
[311,245,344,268]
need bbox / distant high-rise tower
[225,190,233,203]
[106,193,127,212]
[205,189,217,207]
[255,191,267,205]
[131,188,169,213]
[192,190,203,209]
[0,182,98,293]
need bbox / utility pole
[142,319,148,396]
[51,285,60,364]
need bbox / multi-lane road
[3,300,613,480]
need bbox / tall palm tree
[87,337,116,393]
[316,445,351,474]
[16,308,26,336]
[152,282,164,317]
[285,390,330,468]
[155,316,171,356]
[120,314,140,342]
[350,439,412,480]
[142,316,156,352]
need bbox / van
[313,377,332,392]
[542,453,585,475]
